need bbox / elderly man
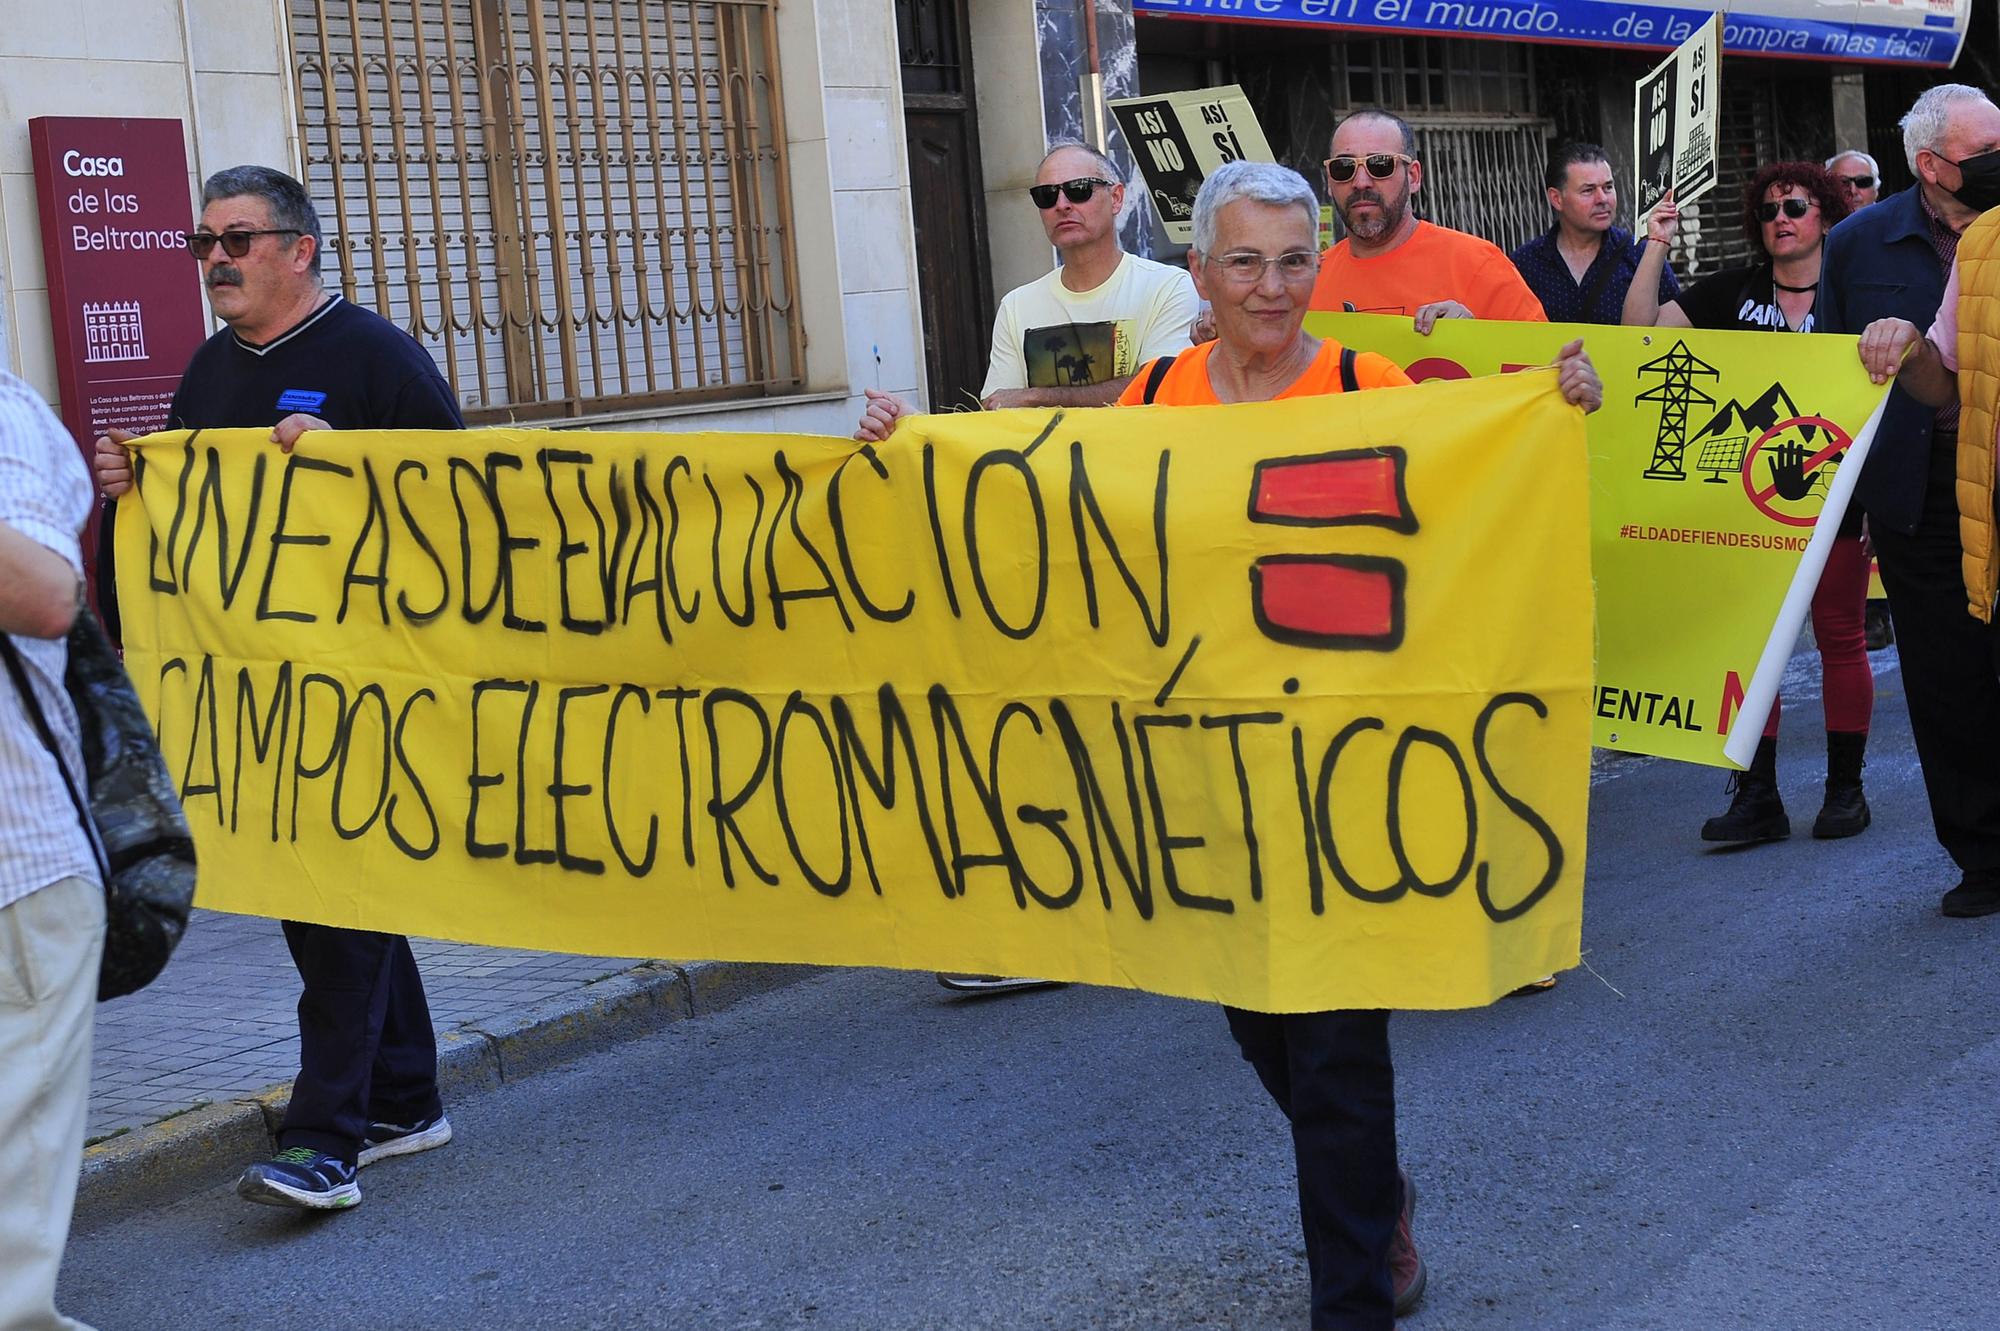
[1827,149,1882,212]
[1122,158,1600,1331]
[1311,109,1547,330]
[858,141,1198,440]
[1820,85,2000,917]
[94,166,463,1207]
[0,370,103,1331]
[1511,142,1680,325]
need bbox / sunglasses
[1323,153,1415,184]
[1837,174,1876,190]
[1756,198,1814,222]
[182,228,301,259]
[1029,178,1115,209]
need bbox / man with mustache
[1310,109,1546,330]
[92,165,461,1210]
[1511,142,1680,325]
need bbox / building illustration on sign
[81,299,146,363]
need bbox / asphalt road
[60,654,2000,1330]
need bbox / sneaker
[935,973,1063,995]
[1392,1166,1427,1316]
[1506,974,1557,998]
[359,1113,453,1167]
[236,1147,360,1210]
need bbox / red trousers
[1765,535,1873,737]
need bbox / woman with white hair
[1122,159,1601,1331]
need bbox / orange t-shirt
[1309,220,1548,321]
[1117,338,1411,406]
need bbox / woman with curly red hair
[1623,161,1872,846]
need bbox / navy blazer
[1816,186,1951,535]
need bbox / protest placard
[1635,14,1722,217]
[1109,85,1274,245]
[117,372,1593,1012]
[1308,313,1892,767]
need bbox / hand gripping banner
[116,370,1593,1011]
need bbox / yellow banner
[1309,314,1892,766]
[117,371,1593,1011]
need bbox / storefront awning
[1132,0,1969,69]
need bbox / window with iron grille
[289,0,804,422]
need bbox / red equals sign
[1248,448,1415,651]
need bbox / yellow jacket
[1956,210,2000,622]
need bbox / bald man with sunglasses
[857,142,1197,442]
[1311,110,1546,331]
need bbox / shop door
[898,0,995,412]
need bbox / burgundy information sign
[29,117,208,447]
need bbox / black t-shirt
[1674,263,1816,333]
[166,294,465,431]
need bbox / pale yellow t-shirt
[981,251,1199,397]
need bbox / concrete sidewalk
[79,908,813,1214]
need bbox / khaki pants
[0,876,103,1331]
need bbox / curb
[75,958,822,1224]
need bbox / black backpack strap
[1339,346,1360,394]
[1140,354,1177,404]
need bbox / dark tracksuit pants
[278,921,443,1166]
[1872,429,2000,885]
[1225,1007,1399,1331]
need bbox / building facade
[3,2,1992,443]
[1,0,929,437]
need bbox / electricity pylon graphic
[1635,340,1720,481]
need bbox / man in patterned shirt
[0,367,102,1331]
[1511,142,1680,325]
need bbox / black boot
[1701,735,1789,843]
[1813,730,1871,839]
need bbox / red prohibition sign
[1740,415,1853,528]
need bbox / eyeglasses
[1836,174,1876,190]
[1029,178,1115,209]
[182,228,301,259]
[1756,198,1814,223]
[1323,153,1415,184]
[1206,250,1320,284]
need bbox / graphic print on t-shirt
[1022,321,1129,388]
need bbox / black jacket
[1816,186,1951,536]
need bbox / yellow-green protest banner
[116,371,1593,1011]
[1308,313,1892,767]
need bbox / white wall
[971,0,1053,307]
[0,0,925,441]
